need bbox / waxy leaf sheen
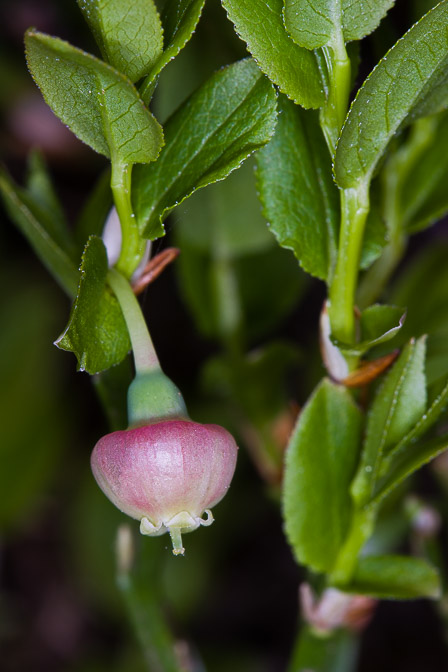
[257,97,387,282]
[372,377,448,503]
[56,236,130,374]
[222,0,324,108]
[335,0,448,189]
[25,31,163,163]
[256,97,338,281]
[283,0,395,50]
[134,59,277,240]
[283,378,362,573]
[77,0,163,83]
[143,0,206,97]
[351,338,427,506]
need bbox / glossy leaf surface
[372,377,448,503]
[77,0,163,82]
[256,97,338,281]
[257,97,387,282]
[142,0,206,95]
[56,236,130,374]
[283,379,362,573]
[335,0,448,188]
[283,0,395,50]
[222,0,324,108]
[25,31,163,162]
[134,59,277,239]
[351,338,427,505]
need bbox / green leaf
[25,150,79,263]
[374,434,448,507]
[222,0,324,109]
[256,96,387,282]
[26,150,67,239]
[400,111,448,233]
[134,58,278,239]
[0,167,79,297]
[56,236,130,374]
[77,0,163,83]
[283,378,362,573]
[335,0,448,189]
[372,377,448,503]
[390,242,448,385]
[347,555,441,599]
[361,304,405,345]
[0,273,70,530]
[334,304,406,356]
[391,242,448,341]
[351,338,427,506]
[140,0,206,100]
[361,304,405,343]
[283,0,395,50]
[25,30,163,163]
[256,96,338,281]
[176,158,273,257]
[360,190,387,270]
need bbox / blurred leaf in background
[174,157,306,349]
[0,263,73,531]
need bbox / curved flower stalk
[91,268,238,555]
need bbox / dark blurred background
[1,1,448,671]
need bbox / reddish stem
[133,248,180,296]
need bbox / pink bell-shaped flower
[91,419,238,555]
[91,269,238,555]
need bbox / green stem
[111,160,146,278]
[108,268,160,375]
[139,73,158,107]
[116,527,180,672]
[319,38,351,157]
[357,117,438,308]
[329,507,376,587]
[211,254,243,356]
[356,237,405,310]
[287,624,360,672]
[328,182,370,348]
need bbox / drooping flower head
[91,418,238,555]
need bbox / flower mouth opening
[140,509,214,556]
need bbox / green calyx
[107,268,188,425]
[127,371,188,426]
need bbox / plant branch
[108,268,160,375]
[319,37,351,156]
[111,160,146,278]
[328,182,370,348]
[357,117,438,308]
